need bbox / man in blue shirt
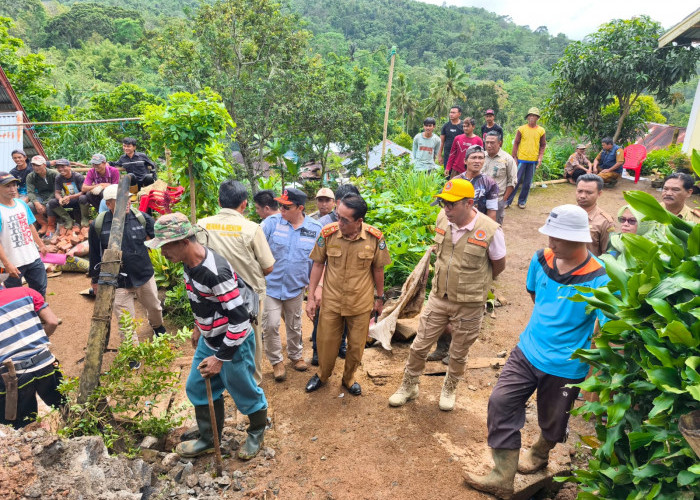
[465,204,610,499]
[262,188,322,382]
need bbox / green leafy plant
[149,248,183,290]
[642,145,690,177]
[360,155,442,289]
[164,282,193,328]
[58,314,190,451]
[562,189,700,498]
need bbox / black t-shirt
[113,152,157,182]
[10,164,33,195]
[481,123,504,140]
[441,121,463,159]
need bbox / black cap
[275,188,307,206]
[0,172,19,186]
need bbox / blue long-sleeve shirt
[261,214,322,300]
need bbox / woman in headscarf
[606,204,659,266]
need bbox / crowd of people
[0,125,698,496]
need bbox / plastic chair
[138,186,185,214]
[622,144,647,184]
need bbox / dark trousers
[128,173,155,190]
[79,192,103,210]
[46,198,84,226]
[5,258,48,297]
[487,346,583,449]
[311,310,347,356]
[506,161,537,206]
[0,361,64,429]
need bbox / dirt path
[42,178,676,499]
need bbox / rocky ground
[1,177,689,499]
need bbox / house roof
[0,64,46,158]
[637,122,686,151]
[659,8,700,47]
[341,140,411,170]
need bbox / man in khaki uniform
[575,174,614,256]
[305,194,391,396]
[389,179,506,411]
[661,173,700,223]
[482,131,517,225]
[197,180,275,385]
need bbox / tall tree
[546,16,700,142]
[424,59,467,120]
[154,0,312,193]
[392,73,419,131]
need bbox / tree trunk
[238,143,258,195]
[78,176,131,404]
[188,159,196,223]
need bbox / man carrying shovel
[146,213,268,461]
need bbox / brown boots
[35,212,49,235]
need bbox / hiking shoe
[272,362,286,382]
[129,360,141,370]
[518,203,526,209]
[293,359,308,372]
[153,325,167,337]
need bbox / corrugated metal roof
[637,122,686,151]
[0,64,46,159]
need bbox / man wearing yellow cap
[389,178,506,411]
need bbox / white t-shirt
[0,199,39,267]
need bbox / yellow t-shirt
[517,124,546,162]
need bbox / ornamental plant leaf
[570,189,700,496]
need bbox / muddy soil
[40,178,680,499]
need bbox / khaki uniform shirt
[310,222,391,316]
[197,209,275,295]
[587,205,615,257]
[678,204,700,224]
[483,149,517,201]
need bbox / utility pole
[381,46,397,166]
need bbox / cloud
[416,0,691,40]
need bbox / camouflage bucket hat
[145,212,199,249]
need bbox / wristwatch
[374,294,386,302]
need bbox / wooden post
[78,175,131,404]
[165,147,172,185]
[188,159,196,224]
[381,46,397,166]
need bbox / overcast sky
[417,0,692,40]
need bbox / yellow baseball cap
[433,179,474,202]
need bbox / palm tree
[393,73,419,132]
[425,59,468,121]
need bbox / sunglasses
[280,204,298,211]
[437,199,465,209]
[618,216,638,225]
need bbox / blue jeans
[185,332,267,415]
[506,161,537,206]
[5,258,47,297]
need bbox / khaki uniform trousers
[317,306,371,387]
[262,291,305,366]
[406,292,484,379]
[113,276,163,346]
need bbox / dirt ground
[41,177,690,499]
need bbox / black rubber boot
[427,333,451,362]
[175,398,224,458]
[238,408,267,460]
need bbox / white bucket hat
[538,204,592,243]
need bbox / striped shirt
[184,248,252,361]
[0,287,54,374]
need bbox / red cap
[484,109,495,115]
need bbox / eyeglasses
[280,204,298,211]
[618,216,638,225]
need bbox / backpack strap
[95,207,146,235]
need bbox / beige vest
[432,210,499,304]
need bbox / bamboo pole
[381,46,397,166]
[78,175,132,404]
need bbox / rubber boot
[238,408,267,460]
[518,434,556,474]
[438,373,459,411]
[35,212,49,235]
[175,398,224,458]
[388,371,420,407]
[427,333,450,361]
[46,216,57,239]
[80,202,90,227]
[463,448,519,499]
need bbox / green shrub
[534,139,573,182]
[359,155,442,289]
[642,145,689,177]
[390,131,413,150]
[164,282,193,328]
[563,189,700,497]
[58,314,191,452]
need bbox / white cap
[538,204,592,243]
[103,184,118,201]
